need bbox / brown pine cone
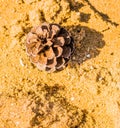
[26,23,74,72]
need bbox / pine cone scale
[47,57,57,68]
[62,46,71,59]
[56,57,65,69]
[39,53,47,65]
[53,46,63,58]
[45,47,55,59]
[30,55,39,63]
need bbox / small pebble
[72,56,76,60]
[98,77,103,81]
[15,121,20,126]
[71,97,75,101]
[20,58,24,67]
[90,66,94,70]
[86,54,91,58]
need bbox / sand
[0,0,120,128]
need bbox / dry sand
[0,0,120,128]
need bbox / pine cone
[26,23,74,72]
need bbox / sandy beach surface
[0,0,120,128]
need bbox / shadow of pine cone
[67,25,105,66]
[26,23,74,72]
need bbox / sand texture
[0,0,120,128]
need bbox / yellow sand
[0,0,120,127]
